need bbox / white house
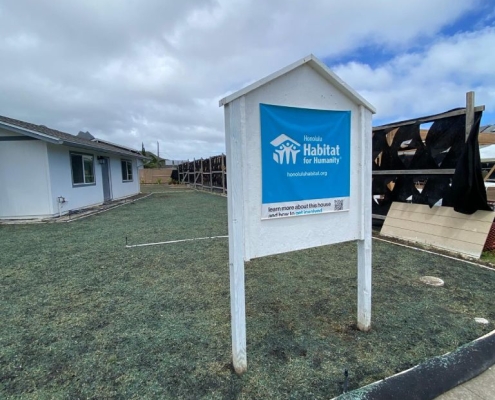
[0,115,146,219]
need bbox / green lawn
[1,190,494,399]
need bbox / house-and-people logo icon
[270,134,301,165]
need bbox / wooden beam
[372,169,455,175]
[193,158,196,188]
[209,156,213,192]
[221,154,226,195]
[194,160,202,184]
[484,164,495,182]
[466,91,475,142]
[373,105,485,131]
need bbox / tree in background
[141,143,164,168]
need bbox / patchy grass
[1,191,494,399]
[481,250,495,264]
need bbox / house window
[121,160,133,182]
[71,153,95,185]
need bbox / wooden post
[201,158,204,188]
[209,156,213,192]
[221,154,226,195]
[180,163,185,183]
[466,91,475,142]
[193,158,196,188]
[357,105,372,331]
[225,100,247,374]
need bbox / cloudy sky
[0,0,493,160]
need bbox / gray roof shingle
[0,115,146,159]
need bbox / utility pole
[465,91,474,142]
[157,141,160,158]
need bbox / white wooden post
[225,99,247,373]
[466,91,475,142]
[357,105,372,331]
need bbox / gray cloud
[0,0,488,159]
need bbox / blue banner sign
[260,103,351,219]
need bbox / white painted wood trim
[357,105,372,331]
[225,100,248,374]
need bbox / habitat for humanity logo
[270,134,301,164]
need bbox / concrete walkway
[435,366,495,399]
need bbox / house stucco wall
[0,129,53,218]
[47,145,141,216]
[0,133,141,219]
[109,157,139,200]
[47,144,104,215]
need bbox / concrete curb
[335,329,495,400]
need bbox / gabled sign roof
[219,54,376,113]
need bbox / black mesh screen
[372,111,488,217]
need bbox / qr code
[334,199,344,211]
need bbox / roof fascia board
[0,122,63,144]
[219,54,376,114]
[92,138,142,154]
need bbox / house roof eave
[0,117,147,159]
[0,121,63,144]
[61,139,148,159]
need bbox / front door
[101,157,112,202]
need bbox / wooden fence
[177,154,227,194]
[139,168,175,184]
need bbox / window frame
[121,159,134,182]
[70,152,96,187]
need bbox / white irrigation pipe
[150,190,194,194]
[125,232,495,272]
[373,236,495,272]
[125,235,228,248]
[66,193,153,223]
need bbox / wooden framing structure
[177,154,227,195]
[372,92,485,220]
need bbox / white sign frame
[220,55,375,373]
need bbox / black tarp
[451,112,491,214]
[372,110,490,216]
